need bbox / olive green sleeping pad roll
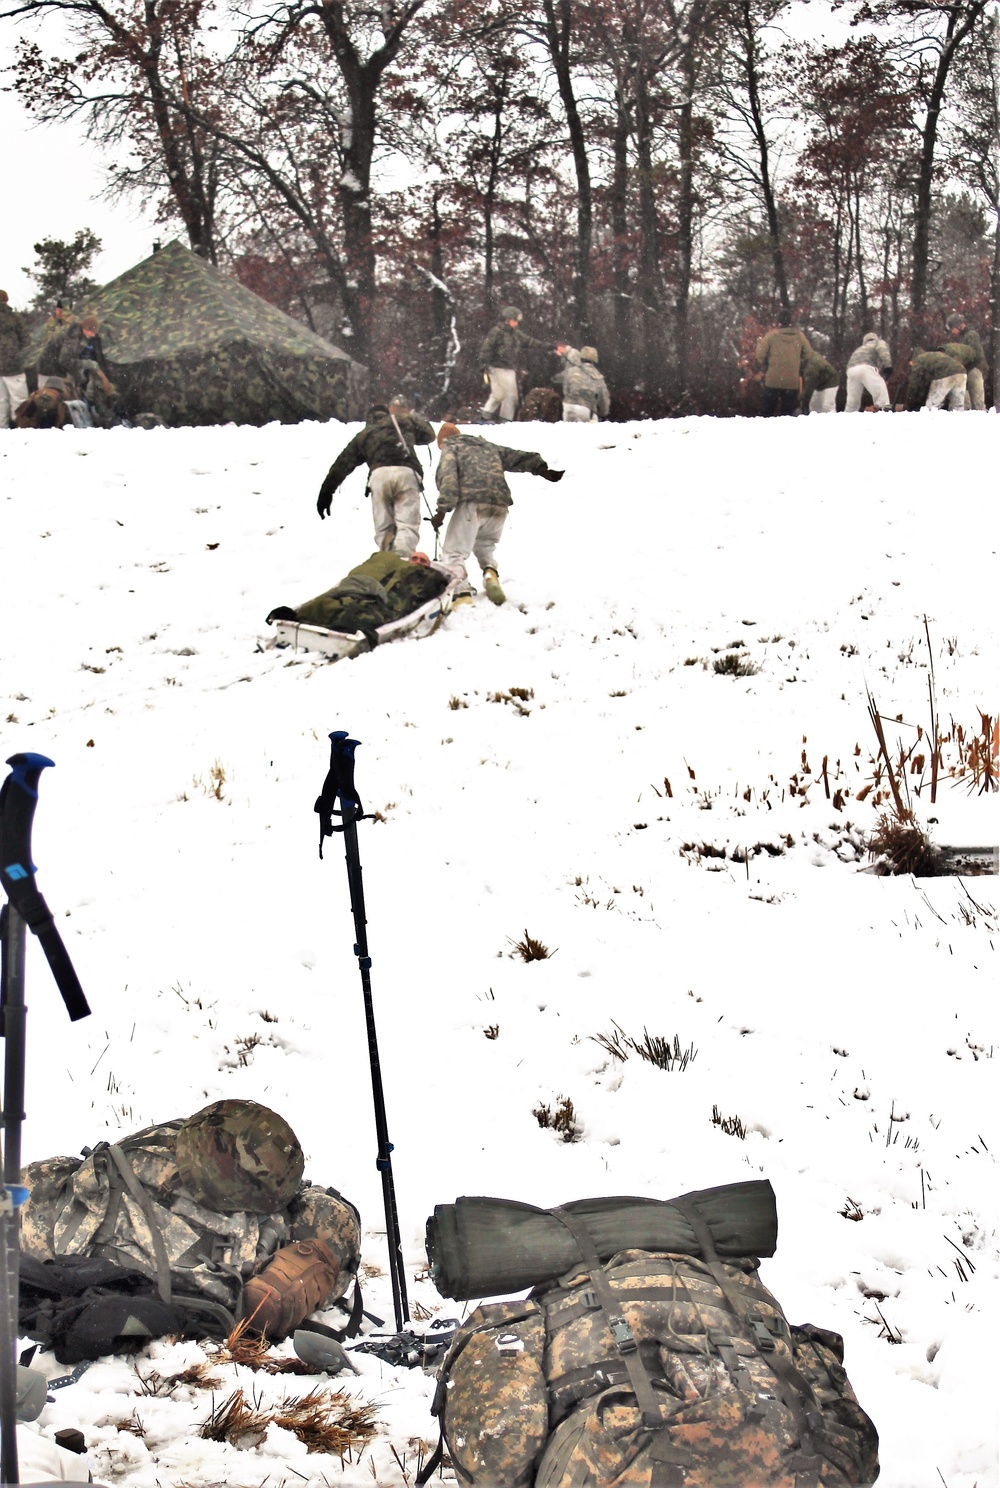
[426,1180,778,1300]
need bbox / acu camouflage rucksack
[421,1192,879,1488]
[19,1099,361,1362]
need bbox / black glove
[542,468,564,483]
[430,510,445,531]
[317,487,332,519]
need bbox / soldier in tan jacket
[754,309,812,416]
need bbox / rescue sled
[272,567,464,660]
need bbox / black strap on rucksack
[18,1252,235,1364]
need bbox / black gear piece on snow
[0,754,91,1485]
[314,733,409,1333]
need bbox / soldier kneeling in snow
[430,423,563,607]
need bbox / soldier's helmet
[579,346,599,364]
[175,1099,304,1213]
[501,305,523,322]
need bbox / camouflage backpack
[19,1100,361,1361]
[420,1200,879,1488]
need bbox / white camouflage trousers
[808,387,838,414]
[562,401,596,422]
[925,373,967,410]
[440,503,507,585]
[482,367,519,421]
[0,373,29,429]
[845,364,890,412]
[368,466,422,557]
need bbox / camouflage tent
[63,241,368,427]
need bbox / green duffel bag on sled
[418,1185,879,1488]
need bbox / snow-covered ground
[1,411,997,1488]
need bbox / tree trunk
[910,1,986,320]
[429,190,448,355]
[634,70,665,391]
[483,82,506,309]
[990,205,1000,406]
[739,0,787,309]
[609,76,631,377]
[541,0,592,341]
[672,65,696,398]
[316,0,428,366]
[145,63,218,261]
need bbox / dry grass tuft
[867,810,943,876]
[135,1359,224,1395]
[272,1389,378,1454]
[713,652,760,677]
[198,1388,266,1446]
[592,1022,698,1072]
[712,1104,747,1140]
[510,929,555,961]
[487,686,534,715]
[210,1315,315,1375]
[199,1386,377,1455]
[533,1095,582,1142]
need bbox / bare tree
[3,0,224,260]
[711,0,792,311]
[845,0,991,323]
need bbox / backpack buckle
[751,1317,777,1351]
[610,1317,637,1354]
[580,1289,598,1312]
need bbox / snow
[1,410,997,1488]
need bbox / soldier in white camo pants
[430,423,563,604]
[368,466,422,557]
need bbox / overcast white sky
[1,1,855,309]
[1,55,160,307]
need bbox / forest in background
[4,0,997,416]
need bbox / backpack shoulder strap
[99,1143,173,1303]
[550,1206,664,1431]
[671,1195,826,1467]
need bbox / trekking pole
[420,488,440,561]
[0,754,91,1485]
[314,733,409,1332]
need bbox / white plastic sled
[272,567,464,661]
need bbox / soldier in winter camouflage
[431,423,563,605]
[34,302,80,384]
[479,305,560,421]
[844,333,892,412]
[900,350,967,411]
[942,311,987,409]
[801,349,840,413]
[554,346,611,421]
[0,290,29,428]
[318,396,435,558]
[267,550,451,644]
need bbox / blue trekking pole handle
[0,754,90,1022]
[314,732,364,855]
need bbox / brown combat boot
[240,1238,342,1341]
[483,569,506,605]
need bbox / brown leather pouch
[240,1238,341,1341]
